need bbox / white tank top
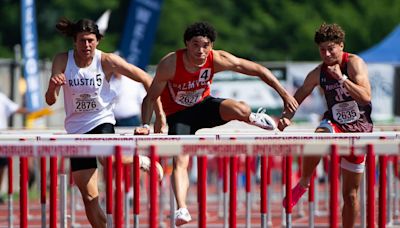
[63,49,116,133]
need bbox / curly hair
[56,18,103,41]
[314,23,345,44]
[183,22,217,44]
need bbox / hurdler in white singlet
[63,49,116,133]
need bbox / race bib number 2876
[73,93,100,112]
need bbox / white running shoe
[175,207,192,226]
[138,155,164,180]
[249,107,277,130]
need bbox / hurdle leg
[230,156,238,228]
[133,149,140,228]
[70,182,77,228]
[281,156,286,227]
[366,144,376,228]
[297,157,305,218]
[324,156,330,213]
[308,172,315,228]
[106,156,113,227]
[8,157,13,228]
[329,145,339,228]
[245,156,252,228]
[267,156,272,227]
[394,156,399,222]
[149,145,159,228]
[223,156,229,228]
[387,158,394,226]
[395,168,400,224]
[124,164,131,228]
[50,157,58,228]
[260,155,267,228]
[198,156,207,228]
[285,155,293,227]
[20,157,29,228]
[169,179,176,228]
[396,179,400,225]
[217,157,223,218]
[379,155,387,227]
[60,174,67,228]
[115,145,123,228]
[40,157,46,228]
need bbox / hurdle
[0,131,398,228]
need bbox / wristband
[142,124,150,130]
[338,74,348,84]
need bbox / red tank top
[161,49,215,116]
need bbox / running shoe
[282,182,307,208]
[138,155,164,180]
[175,207,192,226]
[249,107,277,130]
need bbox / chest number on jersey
[96,74,102,86]
[198,68,211,82]
[332,100,360,124]
[76,100,97,111]
[72,93,100,113]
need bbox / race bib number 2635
[332,100,360,124]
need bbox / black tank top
[320,52,373,132]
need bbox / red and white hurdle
[0,132,398,228]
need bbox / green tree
[0,0,399,63]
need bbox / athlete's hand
[326,64,343,81]
[49,73,66,87]
[134,126,150,135]
[283,95,298,113]
[154,113,167,133]
[278,117,291,131]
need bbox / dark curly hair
[56,18,103,41]
[314,23,345,44]
[183,22,217,44]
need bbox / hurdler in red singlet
[161,49,214,116]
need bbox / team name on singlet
[170,80,210,90]
[324,83,351,103]
[68,74,103,87]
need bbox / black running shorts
[167,96,228,135]
[70,123,115,172]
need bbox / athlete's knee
[173,155,190,170]
[342,190,358,207]
[76,182,99,204]
[81,191,100,206]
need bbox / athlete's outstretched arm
[102,53,166,133]
[136,52,176,135]
[278,67,320,131]
[213,50,298,113]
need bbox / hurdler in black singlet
[320,52,373,132]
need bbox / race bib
[175,89,204,107]
[332,100,360,124]
[72,93,101,113]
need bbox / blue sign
[119,0,163,70]
[21,0,41,110]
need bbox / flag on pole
[118,0,164,70]
[21,0,42,111]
